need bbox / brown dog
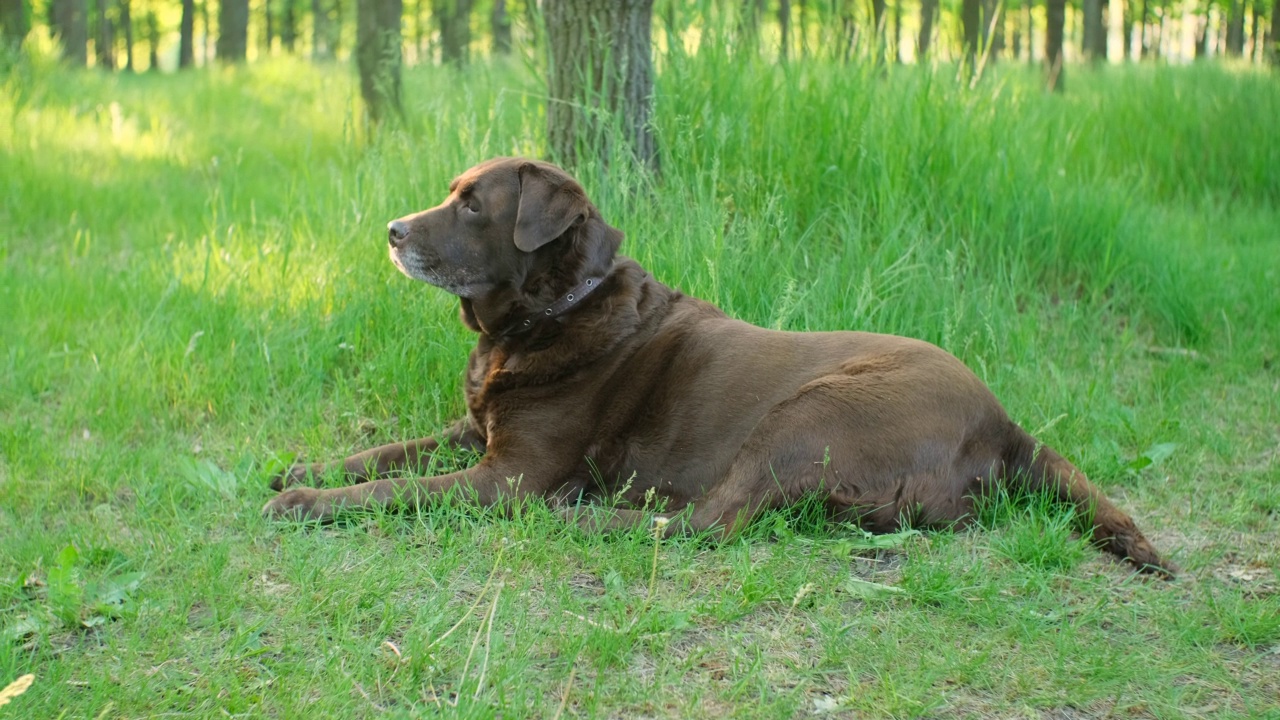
[264,157,1171,575]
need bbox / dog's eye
[462,200,479,214]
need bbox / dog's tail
[1003,424,1174,576]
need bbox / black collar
[494,275,608,337]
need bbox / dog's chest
[464,347,512,439]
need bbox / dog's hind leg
[269,419,486,490]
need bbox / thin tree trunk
[1046,0,1065,90]
[917,0,938,61]
[491,0,510,54]
[94,0,113,68]
[1082,0,1104,60]
[1271,0,1279,65]
[778,0,790,62]
[331,0,343,56]
[736,0,761,58]
[871,0,886,64]
[199,0,210,64]
[356,0,403,123]
[1121,0,1133,59]
[146,9,158,68]
[217,0,248,62]
[1139,0,1150,58]
[433,0,472,66]
[962,0,980,67]
[312,0,333,58]
[0,0,28,48]
[265,0,274,53]
[120,0,132,69]
[892,0,901,62]
[179,0,194,66]
[54,0,88,64]
[282,0,297,52]
[545,0,657,174]
[1225,0,1244,55]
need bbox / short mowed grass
[2,43,1279,717]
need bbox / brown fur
[264,157,1173,576]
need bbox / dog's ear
[514,163,591,252]
[578,216,624,278]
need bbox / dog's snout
[388,220,410,248]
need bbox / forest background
[1,0,1278,717]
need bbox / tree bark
[312,0,333,58]
[962,0,980,67]
[179,0,194,67]
[1082,0,1104,61]
[1045,0,1065,91]
[491,0,510,54]
[217,0,249,62]
[433,0,471,66]
[120,0,132,69]
[1225,0,1244,55]
[545,0,657,174]
[778,0,790,62]
[917,0,937,60]
[870,0,886,63]
[146,9,158,69]
[356,0,403,123]
[282,0,297,52]
[1271,0,1279,65]
[54,0,88,64]
[265,0,274,53]
[1139,0,1150,58]
[0,0,28,48]
[94,0,113,68]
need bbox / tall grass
[2,45,1278,718]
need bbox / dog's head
[387,158,623,303]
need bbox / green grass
[3,44,1279,717]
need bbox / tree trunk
[199,0,210,63]
[962,0,980,67]
[120,0,132,69]
[1082,0,1104,60]
[0,0,28,48]
[1045,0,1065,91]
[1225,0,1244,55]
[836,0,856,62]
[282,0,297,52]
[179,0,194,67]
[218,0,249,62]
[265,0,274,54]
[778,0,790,62]
[331,0,343,56]
[986,0,1004,62]
[917,0,937,60]
[433,0,471,66]
[356,0,403,123]
[1121,0,1133,59]
[1195,11,1208,59]
[312,0,333,58]
[146,9,158,68]
[94,0,113,68]
[545,0,657,174]
[1139,0,1150,58]
[54,0,88,64]
[491,0,510,54]
[736,0,761,58]
[1271,0,1279,65]
[870,0,886,63]
[891,0,901,61]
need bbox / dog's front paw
[262,487,333,522]
[269,463,323,492]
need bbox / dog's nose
[388,220,410,248]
